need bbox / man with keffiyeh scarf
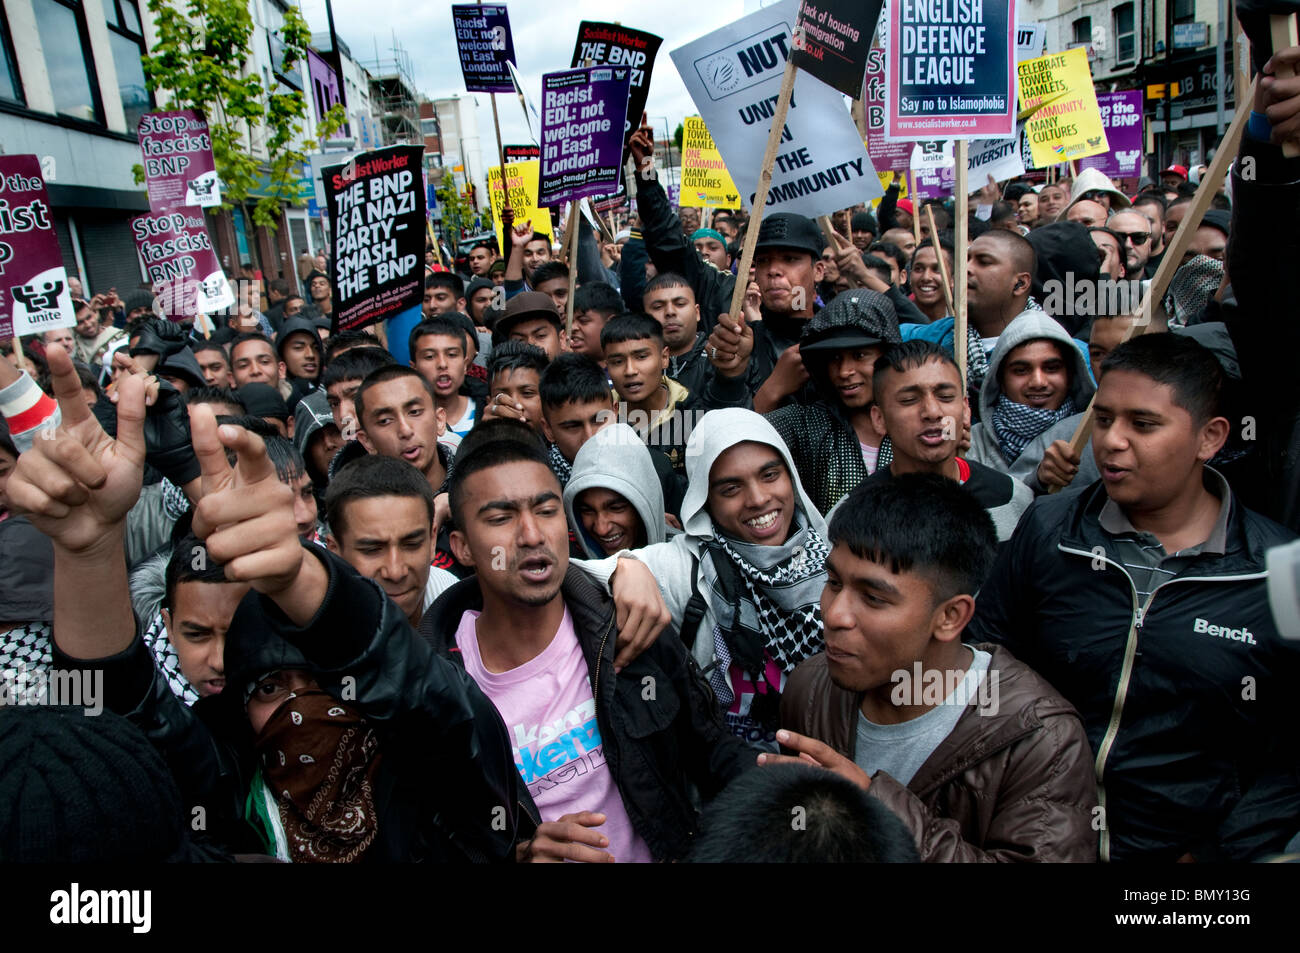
[967,311,1098,494]
[577,409,832,750]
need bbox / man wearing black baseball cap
[765,289,902,514]
[491,291,566,362]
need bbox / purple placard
[864,48,912,174]
[130,209,234,320]
[307,49,344,136]
[138,110,221,212]
[1078,91,1144,179]
[0,154,75,339]
[538,66,633,207]
[452,4,517,93]
[912,164,955,199]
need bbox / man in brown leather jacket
[771,474,1098,862]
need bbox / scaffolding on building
[363,38,421,146]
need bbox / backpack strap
[680,554,707,650]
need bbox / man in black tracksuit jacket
[967,474,1300,861]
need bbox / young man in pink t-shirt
[419,419,756,862]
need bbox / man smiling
[967,311,1097,491]
[577,409,832,749]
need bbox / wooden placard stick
[196,311,211,339]
[725,59,797,324]
[1273,14,1300,158]
[818,214,846,252]
[910,177,922,246]
[565,201,581,338]
[851,98,868,138]
[953,139,969,389]
[481,0,511,212]
[924,204,955,317]
[1048,76,1259,492]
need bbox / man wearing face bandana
[6,345,535,861]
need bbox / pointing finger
[44,344,95,430]
[190,403,233,493]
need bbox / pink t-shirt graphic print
[455,607,653,863]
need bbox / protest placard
[790,0,882,99]
[1019,47,1109,166]
[864,48,914,174]
[538,67,632,207]
[967,134,1025,185]
[1078,91,1144,179]
[131,209,233,319]
[504,144,541,161]
[487,159,554,254]
[912,163,955,198]
[322,145,425,333]
[451,4,517,93]
[884,0,1017,140]
[571,22,663,154]
[672,0,881,217]
[680,116,741,208]
[1016,22,1046,60]
[0,155,75,339]
[138,110,221,213]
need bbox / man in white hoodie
[576,409,830,749]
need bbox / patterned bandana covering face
[254,689,383,863]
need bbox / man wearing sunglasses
[1106,209,1155,281]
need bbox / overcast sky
[305,0,771,160]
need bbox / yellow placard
[487,160,553,256]
[870,168,908,210]
[1018,47,1109,167]
[679,116,741,209]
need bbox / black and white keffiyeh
[548,441,572,487]
[702,512,830,677]
[992,394,1077,464]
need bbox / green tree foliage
[673,122,683,154]
[436,181,476,237]
[133,0,346,228]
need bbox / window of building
[1174,0,1196,24]
[1114,4,1136,63]
[105,0,150,131]
[0,7,24,104]
[32,0,102,122]
[1072,17,1092,45]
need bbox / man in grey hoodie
[967,310,1098,493]
[563,423,671,558]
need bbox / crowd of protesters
[2,42,1300,865]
